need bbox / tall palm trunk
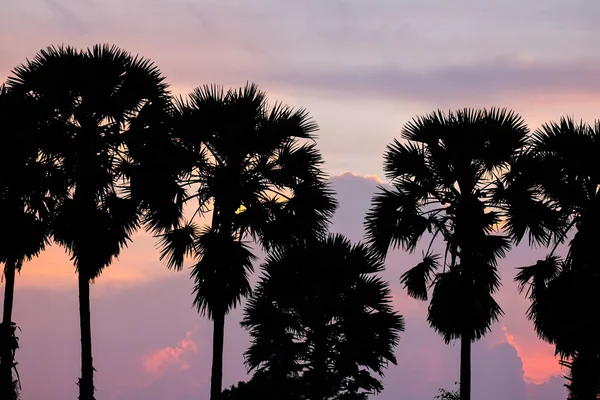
[0,260,18,399]
[459,333,471,400]
[78,271,95,400]
[210,310,225,400]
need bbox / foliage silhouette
[222,371,303,400]
[365,108,529,400]
[507,117,600,399]
[241,234,404,400]
[6,44,181,400]
[434,382,460,400]
[0,84,65,399]
[158,83,337,400]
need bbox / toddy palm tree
[507,118,600,400]
[365,108,529,400]
[242,234,404,400]
[0,85,65,399]
[158,83,337,400]
[7,44,181,400]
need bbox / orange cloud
[143,331,198,376]
[502,326,564,384]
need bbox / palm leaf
[400,253,440,301]
[157,221,200,271]
[191,226,256,318]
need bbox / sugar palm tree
[158,83,337,400]
[507,118,600,399]
[0,84,65,399]
[365,108,529,400]
[242,234,404,400]
[6,44,180,400]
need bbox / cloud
[43,0,91,35]
[2,0,599,108]
[143,331,198,376]
[502,326,563,384]
[330,172,385,243]
[255,58,600,105]
[526,376,568,400]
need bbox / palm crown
[160,83,337,316]
[7,44,176,278]
[365,108,527,341]
[511,118,600,350]
[0,85,59,266]
[510,118,600,399]
[242,234,404,399]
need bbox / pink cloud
[502,326,563,384]
[143,331,198,376]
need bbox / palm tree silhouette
[242,234,404,400]
[159,83,337,400]
[506,117,600,399]
[7,44,175,400]
[0,84,66,399]
[365,108,529,400]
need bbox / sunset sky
[1,0,599,399]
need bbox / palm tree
[0,85,64,399]
[6,44,180,400]
[242,234,404,400]
[364,108,529,400]
[506,118,600,399]
[158,83,337,400]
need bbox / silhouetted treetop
[243,234,403,400]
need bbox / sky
[1,0,599,398]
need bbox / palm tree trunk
[2,262,15,326]
[210,310,225,400]
[78,271,95,400]
[459,333,471,400]
[0,261,17,399]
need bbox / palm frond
[383,140,430,183]
[191,226,256,317]
[514,255,562,295]
[157,221,200,271]
[428,269,504,343]
[400,253,440,301]
[401,110,451,145]
[364,187,431,256]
